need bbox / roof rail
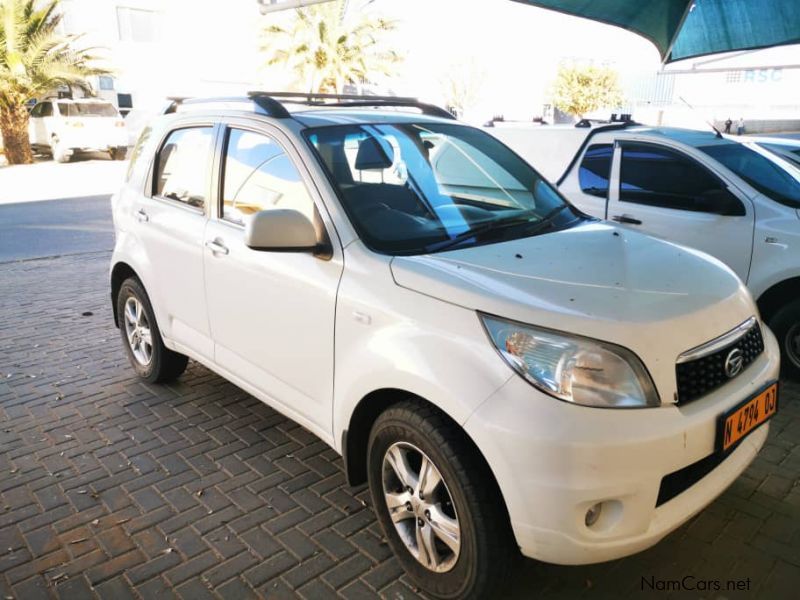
[165,95,291,118]
[163,92,456,121]
[247,91,457,120]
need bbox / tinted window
[40,102,53,117]
[619,144,728,212]
[699,143,800,208]
[57,102,118,117]
[758,142,800,169]
[579,144,613,197]
[307,123,577,255]
[153,127,215,209]
[30,103,42,117]
[221,129,316,225]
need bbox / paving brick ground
[0,251,798,599]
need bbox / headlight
[481,314,659,408]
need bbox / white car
[491,122,800,379]
[110,94,780,599]
[29,98,128,162]
[743,135,800,169]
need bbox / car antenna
[678,96,723,138]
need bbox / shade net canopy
[512,0,800,62]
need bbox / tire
[367,399,517,600]
[111,146,127,160]
[768,299,800,380]
[51,137,70,163]
[116,277,188,383]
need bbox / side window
[30,103,42,118]
[221,128,316,225]
[619,144,727,212]
[153,127,215,209]
[579,144,613,197]
[40,102,53,117]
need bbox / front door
[607,141,755,282]
[559,142,614,219]
[203,125,343,434]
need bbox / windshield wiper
[517,204,572,237]
[425,205,570,253]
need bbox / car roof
[606,125,734,149]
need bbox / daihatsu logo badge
[724,348,744,378]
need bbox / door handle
[611,214,642,225]
[205,239,229,256]
[136,209,149,223]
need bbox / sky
[257,0,663,119]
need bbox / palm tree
[261,0,401,94]
[0,0,108,164]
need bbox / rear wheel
[769,299,800,380]
[367,399,517,600]
[116,277,188,383]
[110,146,127,160]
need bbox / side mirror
[245,209,327,254]
[696,189,745,217]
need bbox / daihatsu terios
[110,93,780,599]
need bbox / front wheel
[367,399,517,600]
[116,277,188,383]
[769,299,800,380]
[51,137,71,163]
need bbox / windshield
[306,122,580,254]
[698,142,800,208]
[58,102,119,117]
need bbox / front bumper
[464,326,780,565]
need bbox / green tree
[261,0,401,94]
[0,0,107,164]
[551,63,623,119]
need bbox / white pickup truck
[490,122,800,377]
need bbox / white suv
[110,93,780,599]
[29,98,128,162]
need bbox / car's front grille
[676,320,764,405]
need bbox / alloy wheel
[381,442,461,573]
[123,296,153,366]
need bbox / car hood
[390,222,757,404]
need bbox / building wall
[57,0,262,111]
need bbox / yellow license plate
[718,383,778,452]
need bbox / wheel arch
[342,389,508,520]
[756,276,800,322]
[110,261,141,327]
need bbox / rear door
[607,141,755,281]
[134,122,218,358]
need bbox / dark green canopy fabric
[512,0,800,62]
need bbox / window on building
[117,7,159,42]
[578,144,613,197]
[221,128,316,225]
[98,76,115,91]
[153,128,215,209]
[619,144,735,212]
[725,71,741,84]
